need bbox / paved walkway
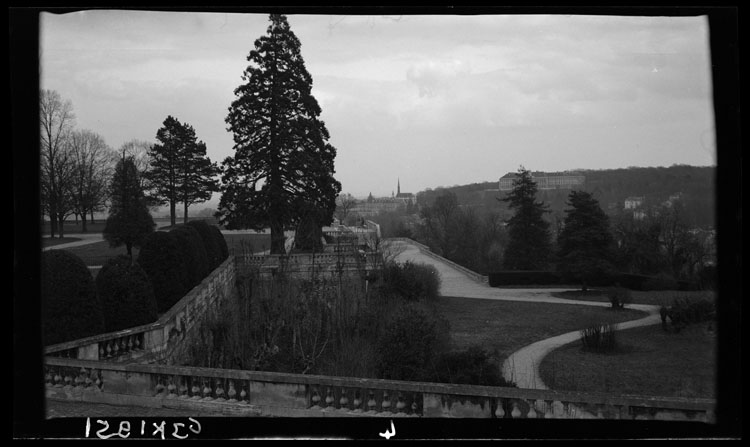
[391,240,661,390]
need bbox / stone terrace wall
[44,257,237,364]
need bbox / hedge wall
[96,255,158,332]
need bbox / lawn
[551,289,716,307]
[538,322,716,399]
[434,296,648,361]
[60,241,140,266]
[42,237,82,248]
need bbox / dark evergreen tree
[218,14,341,254]
[556,190,616,291]
[103,155,155,259]
[186,220,222,271]
[148,116,219,226]
[169,225,210,287]
[500,166,552,270]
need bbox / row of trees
[40,90,220,237]
[410,166,713,286]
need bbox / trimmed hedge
[96,255,158,332]
[169,225,210,287]
[41,250,105,345]
[488,270,700,291]
[187,220,222,271]
[137,231,190,313]
[210,225,229,264]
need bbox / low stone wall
[386,237,489,284]
[44,357,715,421]
[44,257,237,364]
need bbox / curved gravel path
[390,239,663,390]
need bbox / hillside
[416,165,716,228]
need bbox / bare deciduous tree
[40,89,76,237]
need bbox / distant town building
[624,196,645,210]
[498,172,585,191]
[663,192,683,208]
[351,179,415,217]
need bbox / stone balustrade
[44,357,715,421]
[386,237,489,284]
[43,257,237,363]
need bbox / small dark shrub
[137,231,190,313]
[607,285,632,309]
[41,250,105,345]
[187,220,222,271]
[169,225,210,287]
[580,323,618,353]
[663,296,716,333]
[379,261,441,301]
[431,346,514,387]
[376,303,450,381]
[96,255,158,332]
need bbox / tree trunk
[270,220,285,255]
[90,210,95,224]
[74,213,79,225]
[81,210,88,233]
[57,215,65,238]
[184,203,189,225]
[170,200,176,227]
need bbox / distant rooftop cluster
[498,172,586,191]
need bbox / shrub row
[660,296,716,333]
[138,220,229,313]
[377,261,441,302]
[42,221,229,345]
[488,270,700,291]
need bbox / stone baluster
[104,341,112,358]
[53,369,62,387]
[98,344,105,359]
[111,338,120,356]
[215,379,226,401]
[310,386,322,410]
[202,379,213,400]
[381,391,392,415]
[75,368,85,388]
[510,401,522,418]
[352,390,362,413]
[63,371,73,388]
[494,399,505,418]
[411,400,420,417]
[544,400,554,419]
[191,377,201,399]
[227,381,237,402]
[93,370,103,391]
[339,388,349,412]
[44,369,53,387]
[134,334,142,350]
[395,393,406,415]
[325,387,335,409]
[167,377,177,398]
[366,390,377,414]
[240,383,248,404]
[155,376,166,395]
[526,400,538,418]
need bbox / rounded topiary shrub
[210,225,229,264]
[137,231,190,313]
[169,225,210,287]
[186,220,221,271]
[41,250,105,346]
[96,255,158,332]
[381,261,441,302]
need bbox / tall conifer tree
[500,166,552,270]
[556,190,616,291]
[218,14,341,254]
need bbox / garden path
[390,239,662,390]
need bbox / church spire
[397,178,401,195]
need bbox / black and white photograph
[12,6,741,440]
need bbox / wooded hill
[416,165,716,228]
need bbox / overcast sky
[40,10,716,202]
